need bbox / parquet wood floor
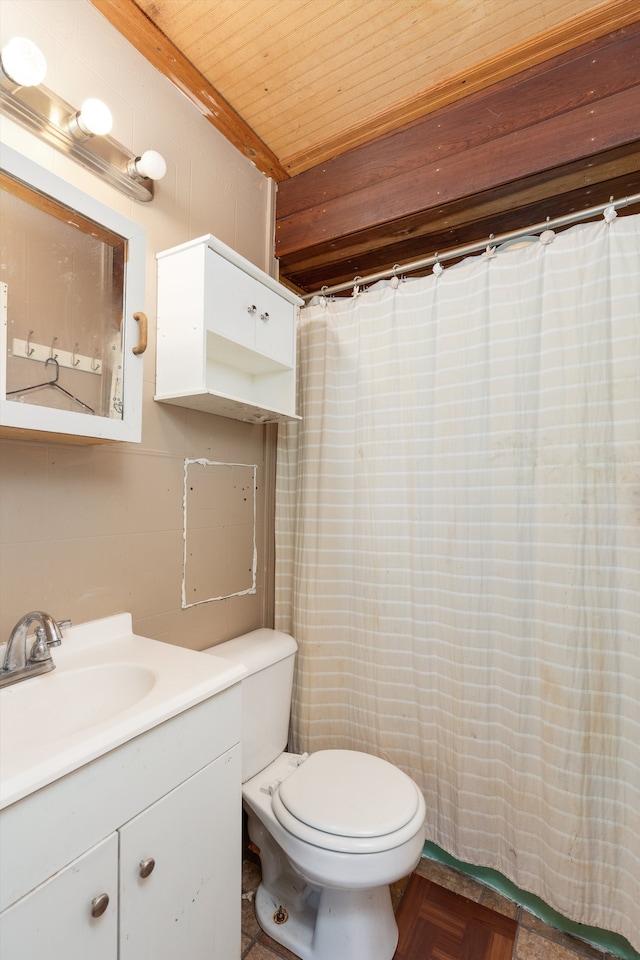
[393,873,517,960]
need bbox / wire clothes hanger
[7,356,95,413]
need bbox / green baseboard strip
[422,842,639,960]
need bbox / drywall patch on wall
[182,458,257,608]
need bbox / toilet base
[255,877,398,960]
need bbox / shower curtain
[274,213,640,949]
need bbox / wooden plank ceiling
[92,0,640,294]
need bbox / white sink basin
[0,663,157,751]
[0,613,246,809]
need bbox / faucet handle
[30,628,53,662]
[30,626,58,661]
[29,618,69,662]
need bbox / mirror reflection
[0,170,126,419]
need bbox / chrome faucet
[0,612,70,688]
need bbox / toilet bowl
[206,629,426,960]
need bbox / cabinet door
[207,249,256,351]
[0,833,117,960]
[119,746,241,960]
[205,249,294,368]
[254,284,295,368]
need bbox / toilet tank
[204,628,297,781]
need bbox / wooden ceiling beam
[275,24,640,290]
[278,151,640,292]
[276,87,640,256]
[277,24,640,219]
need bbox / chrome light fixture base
[0,77,156,202]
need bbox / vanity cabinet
[0,687,241,960]
[155,234,304,423]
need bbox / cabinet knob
[91,893,110,918]
[247,304,257,315]
[139,857,156,879]
[260,311,270,322]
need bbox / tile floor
[240,855,619,960]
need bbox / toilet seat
[271,750,424,854]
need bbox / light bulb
[75,98,113,136]
[0,36,47,87]
[131,150,167,181]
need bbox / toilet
[206,628,426,960]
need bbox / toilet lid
[275,750,420,839]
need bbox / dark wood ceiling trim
[278,151,640,292]
[277,24,640,220]
[89,0,289,182]
[276,25,640,259]
[279,0,640,175]
[276,87,640,258]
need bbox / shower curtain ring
[352,276,362,297]
[540,219,556,245]
[432,253,444,277]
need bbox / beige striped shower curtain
[274,214,640,949]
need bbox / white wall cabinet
[0,689,241,960]
[155,235,303,423]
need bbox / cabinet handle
[260,311,270,322]
[91,893,110,918]
[132,311,148,355]
[247,304,257,315]
[139,857,156,879]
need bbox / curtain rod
[302,193,640,302]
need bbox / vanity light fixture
[128,149,167,182]
[67,98,113,140]
[0,36,165,201]
[0,36,47,88]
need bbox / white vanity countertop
[0,613,246,809]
